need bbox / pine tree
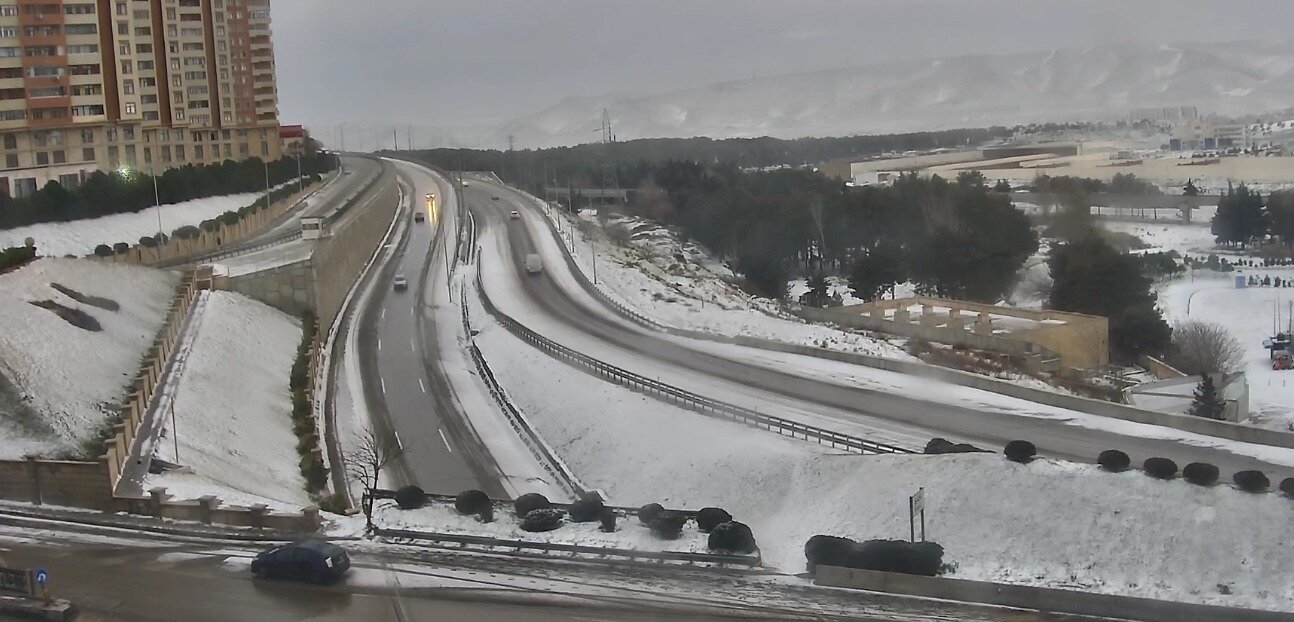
[1188,375,1226,420]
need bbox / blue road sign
[34,568,46,587]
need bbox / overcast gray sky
[271,0,1293,130]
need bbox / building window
[2,134,13,149]
[67,44,98,54]
[107,145,118,166]
[123,126,135,140]
[0,27,16,38]
[176,145,185,160]
[14,177,36,198]
[260,140,267,156]
[80,128,94,143]
[174,109,185,120]
[4,154,16,169]
[82,147,94,161]
[124,102,136,114]
[120,60,132,75]
[0,47,19,58]
[143,147,151,163]
[124,144,136,163]
[32,132,46,147]
[65,23,96,35]
[0,6,18,17]
[194,144,203,159]
[161,146,170,162]
[123,80,134,95]
[58,173,79,189]
[52,150,65,164]
[35,152,48,165]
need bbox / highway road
[0,516,1107,622]
[465,176,1294,481]
[353,160,506,497]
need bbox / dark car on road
[251,539,351,584]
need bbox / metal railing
[472,268,910,455]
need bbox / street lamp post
[295,151,303,194]
[263,158,271,210]
[148,164,163,259]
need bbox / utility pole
[392,128,399,151]
[407,125,413,150]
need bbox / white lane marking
[378,339,382,351]
[380,378,387,394]
[411,306,415,316]
[410,339,416,353]
[418,378,426,394]
[438,428,453,453]
[394,431,404,450]
[380,308,385,320]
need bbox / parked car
[393,275,408,291]
[525,253,542,274]
[251,539,350,584]
[413,211,425,222]
[492,195,501,201]
[509,210,521,220]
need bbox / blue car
[251,539,350,584]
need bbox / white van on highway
[524,254,542,274]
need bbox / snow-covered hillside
[475,304,1294,612]
[0,259,179,459]
[485,39,1294,148]
[146,291,307,509]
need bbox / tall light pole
[295,149,303,194]
[263,158,271,209]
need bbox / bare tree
[345,427,402,529]
[1168,320,1246,376]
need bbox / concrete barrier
[814,565,1293,622]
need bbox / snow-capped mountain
[481,39,1294,148]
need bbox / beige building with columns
[0,0,281,198]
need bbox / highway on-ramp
[464,176,1294,481]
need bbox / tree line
[1211,185,1294,249]
[400,126,1012,178]
[0,151,339,230]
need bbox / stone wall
[218,259,315,317]
[311,172,401,329]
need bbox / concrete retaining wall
[311,173,400,329]
[0,458,112,510]
[814,565,1292,622]
[219,259,315,317]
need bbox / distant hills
[465,39,1294,148]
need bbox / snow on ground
[543,207,910,360]
[1102,219,1219,256]
[1160,272,1294,431]
[474,302,1294,611]
[0,192,261,257]
[0,258,179,459]
[145,290,308,510]
[372,498,713,554]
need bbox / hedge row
[286,313,325,493]
[91,174,323,258]
[391,490,757,553]
[805,535,944,576]
[1005,438,1293,496]
[0,244,36,273]
[2,152,338,231]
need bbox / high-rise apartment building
[0,0,281,198]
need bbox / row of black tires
[391,487,758,554]
[998,439,1294,495]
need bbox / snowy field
[0,192,260,257]
[1160,273,1294,431]
[145,291,308,510]
[544,207,910,360]
[0,259,179,459]
[474,305,1294,612]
